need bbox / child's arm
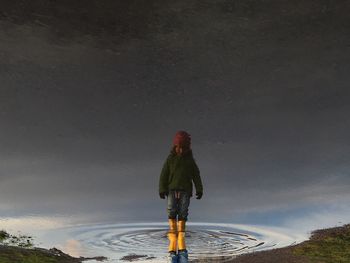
[159,157,170,194]
[192,160,203,195]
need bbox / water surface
[13,220,305,262]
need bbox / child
[159,130,203,262]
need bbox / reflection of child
[159,131,203,262]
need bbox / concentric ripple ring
[54,222,299,262]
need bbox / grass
[0,230,34,248]
[0,229,106,263]
[293,224,350,263]
[0,246,61,263]
[0,230,65,263]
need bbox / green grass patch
[293,225,350,263]
[0,245,63,263]
[0,246,82,263]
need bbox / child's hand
[196,192,202,199]
[159,192,167,199]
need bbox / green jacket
[159,149,203,197]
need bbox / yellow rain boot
[167,218,177,253]
[177,219,186,251]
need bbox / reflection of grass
[293,224,350,263]
[0,231,10,242]
[0,230,34,248]
[0,230,61,262]
[0,229,106,263]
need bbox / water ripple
[53,222,298,262]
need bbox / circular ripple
[62,222,297,262]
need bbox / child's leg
[178,248,188,263]
[167,191,178,253]
[167,190,178,220]
[178,191,190,222]
[177,191,190,252]
[177,191,190,263]
[167,218,178,253]
[168,251,178,263]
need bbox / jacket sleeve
[192,160,203,194]
[159,157,170,194]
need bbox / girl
[159,131,203,262]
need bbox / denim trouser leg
[167,191,177,219]
[168,252,178,263]
[167,190,190,221]
[178,249,189,263]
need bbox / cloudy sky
[1,0,350,229]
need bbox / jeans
[167,190,190,221]
[168,250,188,263]
[178,249,189,263]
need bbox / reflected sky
[1,1,350,253]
